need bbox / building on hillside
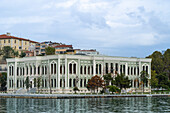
[35,41,61,56]
[6,54,152,93]
[0,33,38,54]
[75,49,99,55]
[55,45,73,54]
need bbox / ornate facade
[7,54,152,93]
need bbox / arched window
[60,65,62,74]
[45,66,47,75]
[26,66,28,75]
[137,67,139,75]
[96,64,98,74]
[42,66,44,75]
[34,66,36,75]
[143,66,145,71]
[63,65,65,74]
[17,67,19,76]
[69,64,72,74]
[128,67,130,75]
[30,66,32,75]
[99,64,101,74]
[69,79,72,87]
[73,64,76,74]
[12,66,14,76]
[146,66,148,74]
[23,67,25,75]
[84,79,86,87]
[131,67,133,75]
[38,66,40,75]
[20,67,22,76]
[134,67,136,75]
[80,79,82,87]
[84,66,86,75]
[80,66,83,74]
[91,66,93,74]
[123,65,125,74]
[54,63,56,74]
[51,64,53,74]
[9,66,11,76]
[88,66,90,75]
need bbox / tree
[147,51,164,75]
[37,77,41,93]
[45,47,55,55]
[107,85,120,94]
[1,46,16,60]
[140,71,149,93]
[112,73,131,90]
[20,51,26,58]
[150,70,158,89]
[156,73,169,91]
[25,76,30,92]
[163,49,170,80]
[87,75,105,93]
[0,72,7,91]
[73,87,79,94]
[103,73,113,87]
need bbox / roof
[55,45,72,48]
[0,34,39,43]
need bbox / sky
[0,0,170,58]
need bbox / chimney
[6,32,11,36]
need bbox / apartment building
[0,33,38,54]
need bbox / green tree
[19,51,26,58]
[73,87,79,94]
[0,72,7,91]
[107,85,120,94]
[45,47,55,55]
[87,75,105,93]
[163,49,170,80]
[140,71,149,93]
[147,51,164,75]
[1,46,16,60]
[112,73,131,90]
[103,73,113,87]
[25,76,30,91]
[150,70,158,89]
[156,73,169,91]
[37,77,41,93]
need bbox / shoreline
[0,94,170,99]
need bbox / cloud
[0,0,170,57]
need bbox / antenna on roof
[6,32,11,36]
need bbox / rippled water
[0,97,170,113]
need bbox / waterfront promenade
[0,93,170,99]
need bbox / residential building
[75,49,99,55]
[0,33,38,54]
[55,45,73,54]
[6,54,151,93]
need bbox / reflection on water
[0,97,170,113]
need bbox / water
[0,97,169,113]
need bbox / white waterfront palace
[6,54,151,93]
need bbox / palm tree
[140,71,149,93]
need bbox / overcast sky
[0,0,169,57]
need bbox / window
[4,40,5,43]
[8,40,10,43]
[15,40,16,43]
[80,66,83,74]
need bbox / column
[78,59,80,88]
[65,58,68,88]
[118,63,120,74]
[125,63,128,76]
[58,57,60,89]
[7,64,9,91]
[93,59,96,76]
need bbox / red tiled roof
[0,34,39,43]
[55,45,72,48]
[25,51,34,53]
